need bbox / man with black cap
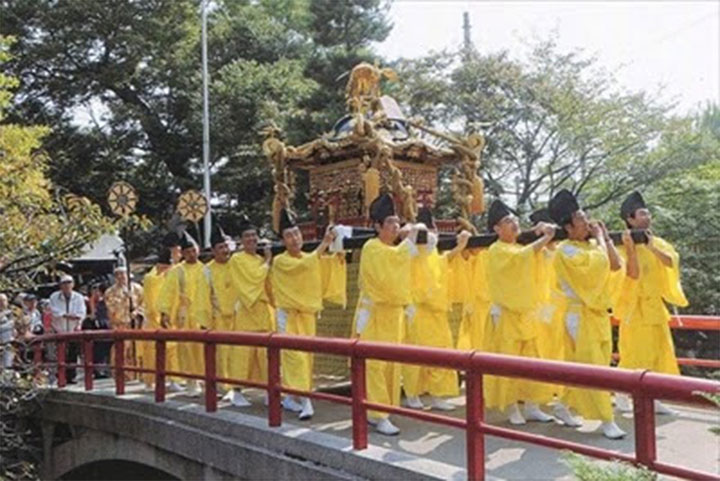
[548,189,627,439]
[402,206,470,412]
[158,229,211,396]
[483,199,557,425]
[204,223,244,402]
[529,207,566,370]
[355,193,420,435]
[270,208,337,420]
[162,231,183,265]
[142,248,179,390]
[614,191,688,415]
[223,215,273,407]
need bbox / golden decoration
[107,181,138,217]
[177,189,208,222]
[64,193,91,212]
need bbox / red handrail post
[155,340,166,403]
[114,339,125,395]
[267,346,282,427]
[83,339,93,391]
[350,355,368,450]
[466,369,485,481]
[633,390,657,469]
[32,341,42,377]
[204,341,217,413]
[57,340,67,388]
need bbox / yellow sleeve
[271,252,323,312]
[319,253,347,308]
[447,254,473,304]
[487,241,538,313]
[654,237,689,307]
[182,265,211,328]
[157,266,179,317]
[554,242,612,312]
[358,239,412,306]
[232,253,269,308]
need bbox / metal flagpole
[201,0,212,248]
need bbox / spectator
[88,282,112,378]
[18,294,43,338]
[1,293,14,368]
[48,275,86,383]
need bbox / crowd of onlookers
[0,272,124,382]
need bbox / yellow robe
[483,240,552,410]
[206,259,240,384]
[356,238,412,419]
[157,262,211,377]
[271,251,322,392]
[616,237,687,375]
[535,247,568,361]
[554,240,619,422]
[456,250,491,351]
[141,266,179,384]
[402,247,459,398]
[230,251,274,385]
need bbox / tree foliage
[0,0,392,240]
[0,36,120,293]
[392,39,711,216]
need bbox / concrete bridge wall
[37,389,464,481]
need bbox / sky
[375,1,719,114]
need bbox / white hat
[59,274,74,284]
[114,265,127,273]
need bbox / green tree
[393,39,708,217]
[0,0,393,240]
[0,36,116,293]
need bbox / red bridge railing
[31,324,719,481]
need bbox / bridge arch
[48,429,206,481]
[59,459,178,481]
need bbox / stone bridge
[37,380,718,480]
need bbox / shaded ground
[64,375,719,481]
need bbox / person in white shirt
[48,275,87,383]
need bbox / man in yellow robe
[453,246,491,352]
[615,191,688,415]
[158,230,211,397]
[271,209,339,420]
[356,193,419,436]
[548,189,626,439]
[204,224,241,399]
[483,200,556,425]
[141,248,180,390]
[224,216,274,407]
[402,207,470,411]
[526,208,569,403]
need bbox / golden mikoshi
[107,181,138,217]
[177,189,208,223]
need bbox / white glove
[538,304,555,324]
[427,231,439,252]
[490,304,501,328]
[276,308,287,333]
[330,224,353,253]
[407,239,419,258]
[565,312,579,342]
[404,304,417,324]
[355,308,370,335]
